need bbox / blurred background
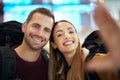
[0,0,120,50]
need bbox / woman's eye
[57,34,62,37]
[69,31,74,34]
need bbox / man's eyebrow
[32,23,41,26]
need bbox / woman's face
[52,21,79,54]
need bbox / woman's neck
[63,51,76,66]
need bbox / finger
[86,56,115,72]
[93,6,120,54]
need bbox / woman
[48,20,89,80]
[49,20,120,80]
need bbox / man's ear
[22,22,27,32]
[51,42,57,49]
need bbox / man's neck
[15,44,41,62]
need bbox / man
[0,8,55,80]
[87,5,120,76]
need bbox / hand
[87,5,120,71]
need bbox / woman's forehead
[55,22,74,30]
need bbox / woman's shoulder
[82,47,89,58]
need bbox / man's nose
[37,29,44,37]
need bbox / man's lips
[31,35,43,44]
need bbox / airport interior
[0,0,120,51]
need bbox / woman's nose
[64,33,71,39]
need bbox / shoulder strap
[0,45,16,80]
[41,48,49,65]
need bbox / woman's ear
[51,42,57,49]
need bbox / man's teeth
[33,38,43,43]
[31,35,43,43]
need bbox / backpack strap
[41,48,49,66]
[0,45,17,80]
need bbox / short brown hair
[26,8,55,23]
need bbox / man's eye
[45,28,51,33]
[33,25,38,28]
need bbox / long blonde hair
[67,42,85,80]
[49,20,85,80]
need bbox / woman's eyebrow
[56,30,63,33]
[68,27,74,30]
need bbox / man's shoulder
[82,47,89,58]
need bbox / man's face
[22,12,54,50]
